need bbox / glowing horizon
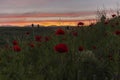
[0,20,97,27]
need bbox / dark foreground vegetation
[0,15,120,80]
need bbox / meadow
[0,15,120,80]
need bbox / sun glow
[0,20,96,27]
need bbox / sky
[0,0,120,26]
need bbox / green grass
[0,17,120,80]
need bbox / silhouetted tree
[37,24,40,28]
[31,24,34,27]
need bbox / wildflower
[29,43,35,48]
[35,36,42,42]
[79,46,84,52]
[92,46,96,49]
[72,31,78,37]
[78,22,84,27]
[112,14,116,18]
[104,21,108,25]
[45,36,51,42]
[108,54,113,60]
[26,32,30,35]
[55,28,65,35]
[54,43,68,53]
[13,45,21,52]
[13,40,18,45]
[114,30,120,35]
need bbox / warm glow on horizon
[0,20,96,27]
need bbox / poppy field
[0,15,120,80]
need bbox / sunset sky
[0,0,120,26]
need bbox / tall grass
[0,16,120,80]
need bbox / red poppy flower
[13,40,18,45]
[35,36,42,42]
[26,32,30,35]
[78,46,84,52]
[45,36,51,42]
[78,22,84,26]
[54,43,68,53]
[72,32,78,37]
[92,46,96,49]
[77,22,84,28]
[112,14,116,18]
[104,21,108,25]
[108,54,113,60]
[13,45,21,52]
[114,30,120,35]
[55,29,65,35]
[29,43,35,48]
